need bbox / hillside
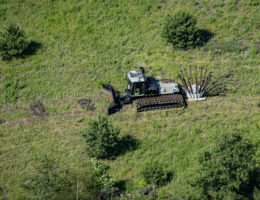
[0,0,259,199]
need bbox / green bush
[84,116,120,159]
[140,161,168,187]
[91,158,114,190]
[189,132,259,200]
[162,11,200,49]
[71,168,103,200]
[21,155,105,200]
[0,23,28,61]
[22,154,73,200]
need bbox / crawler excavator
[101,67,185,115]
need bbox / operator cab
[126,68,146,96]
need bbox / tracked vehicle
[101,67,185,115]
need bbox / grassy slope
[0,0,259,198]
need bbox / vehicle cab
[125,69,146,96]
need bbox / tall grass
[0,0,259,198]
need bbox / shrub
[84,116,120,159]
[162,11,200,49]
[91,158,114,190]
[71,167,103,200]
[0,23,28,61]
[140,161,168,187]
[90,159,122,199]
[21,155,105,200]
[189,132,259,200]
[22,154,73,200]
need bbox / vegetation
[140,161,169,187]
[189,132,259,200]
[0,0,259,199]
[20,155,107,200]
[21,154,73,200]
[91,158,114,190]
[0,23,28,61]
[203,37,246,55]
[91,158,120,199]
[84,116,120,159]
[162,10,200,49]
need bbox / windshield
[132,82,145,95]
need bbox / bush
[162,11,200,49]
[21,155,107,200]
[84,116,120,159]
[0,23,28,61]
[72,168,103,200]
[90,158,120,199]
[140,161,169,187]
[22,154,73,200]
[91,158,114,190]
[189,132,259,200]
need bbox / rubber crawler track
[133,94,185,112]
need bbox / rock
[98,187,120,200]
[135,186,157,196]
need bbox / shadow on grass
[22,41,42,57]
[114,180,127,193]
[166,172,173,184]
[116,135,140,157]
[156,171,173,187]
[197,29,214,47]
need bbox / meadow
[0,0,259,199]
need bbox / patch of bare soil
[78,99,95,111]
[30,102,48,116]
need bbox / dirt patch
[78,99,95,111]
[30,102,48,117]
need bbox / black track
[133,94,185,112]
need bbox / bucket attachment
[101,84,122,115]
[107,104,122,115]
[178,66,212,101]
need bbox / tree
[162,11,200,49]
[0,23,28,61]
[84,116,120,159]
[189,132,259,200]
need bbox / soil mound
[78,99,95,111]
[30,102,48,116]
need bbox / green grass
[0,0,260,199]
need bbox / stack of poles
[178,66,212,100]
